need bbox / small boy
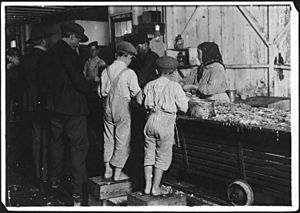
[83,41,106,82]
[99,41,140,181]
[136,56,189,195]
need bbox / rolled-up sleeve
[175,84,189,113]
[136,90,144,105]
[128,71,141,97]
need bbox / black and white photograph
[1,1,299,211]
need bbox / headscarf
[197,42,224,82]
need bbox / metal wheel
[227,179,254,206]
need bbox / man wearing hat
[99,41,140,181]
[130,31,159,88]
[20,31,52,183]
[136,56,188,196]
[41,22,96,202]
[83,41,106,82]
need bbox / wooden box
[88,194,104,206]
[142,11,161,23]
[88,176,132,200]
[127,191,187,206]
[105,196,127,206]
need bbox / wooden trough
[169,115,291,205]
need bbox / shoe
[50,180,60,189]
[72,193,83,203]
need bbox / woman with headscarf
[182,42,230,102]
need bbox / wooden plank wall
[165,5,291,97]
[108,5,291,97]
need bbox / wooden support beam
[272,22,290,45]
[225,64,269,69]
[236,6,269,47]
[224,64,290,71]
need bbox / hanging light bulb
[10,40,16,48]
[154,24,161,41]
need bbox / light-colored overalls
[99,60,140,168]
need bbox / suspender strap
[106,66,128,97]
[150,80,172,114]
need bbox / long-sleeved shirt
[197,62,227,95]
[136,76,188,114]
[99,60,140,99]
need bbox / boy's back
[140,76,188,115]
[136,55,189,196]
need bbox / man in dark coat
[130,32,159,88]
[42,22,96,201]
[20,32,52,183]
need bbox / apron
[104,66,130,123]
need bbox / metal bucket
[226,90,237,103]
[188,98,215,119]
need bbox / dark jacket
[42,40,94,115]
[20,47,46,112]
[130,49,159,88]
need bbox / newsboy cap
[156,56,179,74]
[117,41,137,56]
[60,22,88,42]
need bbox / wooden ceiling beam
[6,7,62,12]
[6,10,54,14]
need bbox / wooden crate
[88,194,104,206]
[127,191,186,206]
[105,196,127,206]
[88,176,132,200]
[142,11,161,23]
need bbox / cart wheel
[227,179,254,206]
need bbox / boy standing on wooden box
[136,56,189,195]
[99,41,141,181]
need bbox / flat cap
[60,22,88,42]
[156,56,179,74]
[88,41,99,49]
[117,41,137,56]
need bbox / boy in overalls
[99,41,140,181]
[136,56,189,195]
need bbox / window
[111,13,132,48]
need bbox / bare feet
[151,186,170,196]
[104,163,113,179]
[113,171,129,181]
[104,170,112,179]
